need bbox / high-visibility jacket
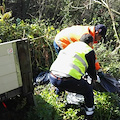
[50,42,93,80]
[55,25,97,49]
[54,25,100,71]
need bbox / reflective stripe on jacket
[55,26,96,49]
[50,42,93,80]
[55,25,101,71]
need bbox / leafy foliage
[94,43,120,78]
[94,91,120,120]
[25,84,120,120]
[0,17,57,77]
[0,1,120,119]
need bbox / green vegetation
[0,0,120,119]
[94,43,120,78]
[0,16,119,78]
[24,84,120,120]
[0,16,120,120]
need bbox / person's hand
[93,76,101,84]
[96,75,101,83]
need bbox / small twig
[30,35,55,62]
[22,29,25,39]
[93,0,120,16]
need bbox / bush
[94,43,120,79]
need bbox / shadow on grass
[25,94,62,120]
[0,93,61,120]
[0,96,33,120]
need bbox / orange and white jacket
[54,25,101,71]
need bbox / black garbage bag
[93,74,120,94]
[34,71,50,86]
[101,74,120,93]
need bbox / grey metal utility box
[0,39,33,101]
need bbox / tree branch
[106,0,119,44]
[93,0,120,16]
[93,0,120,54]
[94,0,119,44]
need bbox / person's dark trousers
[49,73,94,108]
[53,41,61,54]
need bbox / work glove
[96,75,101,83]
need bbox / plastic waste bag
[66,92,84,105]
[34,71,50,86]
[99,74,120,93]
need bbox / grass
[25,84,120,120]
